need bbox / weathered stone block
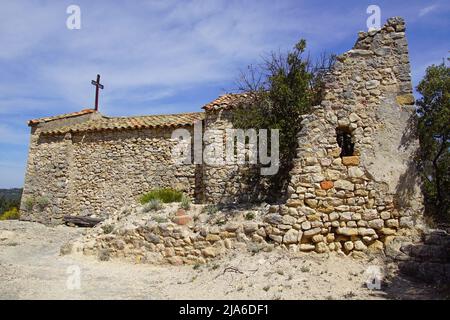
[243,222,259,233]
[301,221,312,230]
[303,227,321,237]
[299,244,315,251]
[173,215,192,226]
[264,214,283,225]
[342,156,360,166]
[344,241,354,251]
[283,229,300,244]
[354,240,367,251]
[334,179,354,191]
[336,227,359,237]
[396,94,415,105]
[348,167,364,178]
[305,199,318,208]
[315,242,328,253]
[206,234,221,242]
[320,180,334,190]
[201,247,218,257]
[269,234,283,243]
[286,199,303,207]
[282,215,297,225]
[368,219,384,230]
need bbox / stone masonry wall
[21,124,198,225]
[203,109,263,204]
[263,17,423,254]
[22,17,423,239]
[20,132,73,225]
[69,127,198,217]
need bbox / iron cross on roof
[91,74,104,111]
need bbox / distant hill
[0,188,23,201]
[0,188,22,214]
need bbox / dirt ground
[0,220,443,300]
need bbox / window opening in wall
[336,128,355,157]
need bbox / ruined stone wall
[202,109,263,204]
[263,17,423,254]
[21,125,199,225]
[22,17,423,238]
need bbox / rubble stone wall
[21,125,198,225]
[20,132,73,225]
[21,17,423,241]
[263,17,423,254]
[202,109,263,204]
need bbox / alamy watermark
[365,265,383,290]
[66,5,81,30]
[366,5,381,31]
[171,121,280,176]
[66,265,81,290]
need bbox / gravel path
[0,220,441,300]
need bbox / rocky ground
[0,220,447,300]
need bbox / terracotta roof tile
[202,93,255,111]
[28,109,96,125]
[41,112,205,135]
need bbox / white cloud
[419,4,438,17]
[0,0,362,112]
[0,1,63,60]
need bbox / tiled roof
[28,109,96,125]
[41,112,205,135]
[203,93,255,111]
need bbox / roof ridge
[28,109,96,125]
[203,92,255,111]
[40,111,205,135]
[104,111,205,120]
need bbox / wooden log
[63,215,103,227]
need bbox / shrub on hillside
[0,191,22,215]
[23,197,35,211]
[144,199,163,211]
[36,196,50,210]
[0,207,20,220]
[180,195,191,210]
[140,188,183,204]
[203,204,218,215]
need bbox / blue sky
[0,0,449,188]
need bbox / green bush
[203,204,218,215]
[36,196,50,210]
[24,197,35,211]
[0,207,20,220]
[153,215,168,223]
[145,199,163,211]
[140,188,183,204]
[180,195,191,210]
[234,39,335,201]
[101,224,114,234]
[245,212,255,220]
[0,189,22,214]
